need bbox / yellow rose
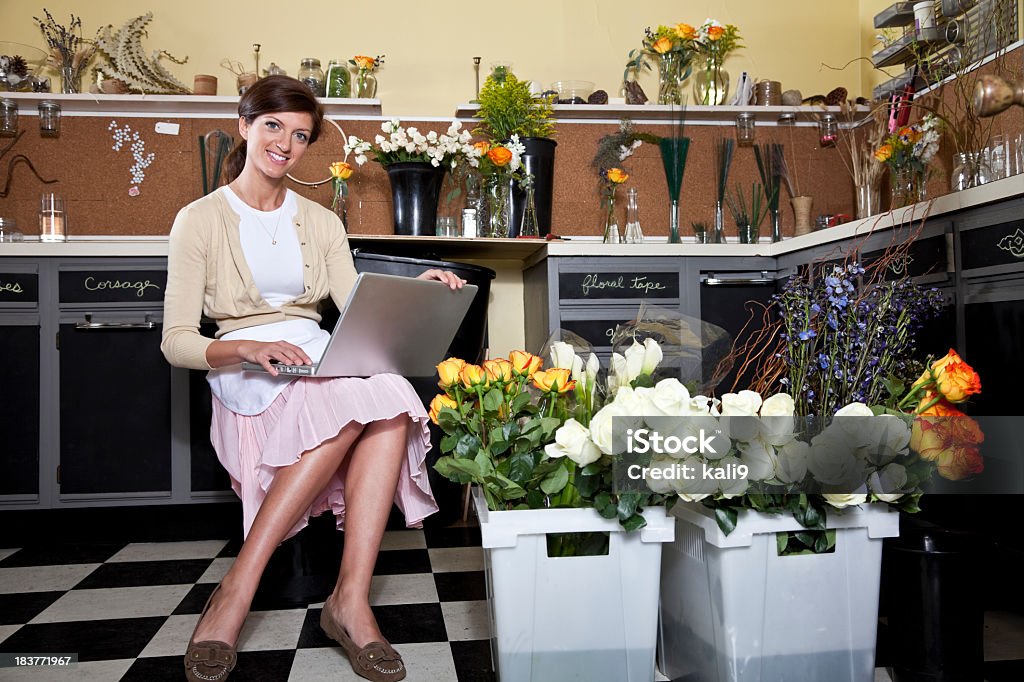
[473,140,490,155]
[509,350,543,378]
[532,367,576,394]
[483,358,513,384]
[329,161,354,180]
[873,143,893,163]
[353,55,376,71]
[606,167,629,184]
[675,23,696,40]
[428,394,458,425]
[487,146,513,167]
[707,25,725,41]
[459,363,488,389]
[436,357,467,389]
[652,36,674,54]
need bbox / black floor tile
[297,607,332,649]
[373,548,432,575]
[451,638,496,682]
[121,655,187,681]
[124,650,296,681]
[373,603,448,644]
[0,543,124,567]
[217,538,242,558]
[0,591,64,625]
[985,658,1024,681]
[434,571,487,602]
[74,559,213,589]
[172,583,218,616]
[0,616,166,662]
[424,525,482,549]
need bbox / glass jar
[736,113,755,147]
[0,99,17,137]
[38,101,60,137]
[950,151,990,191]
[297,58,325,97]
[39,193,66,242]
[818,114,838,147]
[325,59,350,98]
[0,217,24,242]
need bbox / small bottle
[462,172,481,238]
[623,187,644,243]
[297,58,325,97]
[0,98,18,137]
[736,113,755,147]
[325,59,350,98]
[38,100,60,137]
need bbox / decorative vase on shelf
[854,183,880,220]
[791,196,813,235]
[61,65,82,94]
[384,161,447,236]
[659,136,690,244]
[712,200,725,244]
[890,165,927,208]
[768,207,781,242]
[623,187,644,243]
[353,71,377,98]
[325,59,351,97]
[486,175,512,238]
[693,57,729,105]
[520,182,540,238]
[656,51,688,105]
[331,182,349,227]
[509,138,557,238]
[950,151,991,191]
[737,221,757,244]
[601,186,621,244]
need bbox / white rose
[623,340,646,382]
[549,341,579,372]
[822,493,868,509]
[868,464,908,502]
[644,455,680,494]
[690,395,716,415]
[641,337,663,374]
[676,457,720,498]
[760,393,795,416]
[715,455,750,497]
[608,353,628,394]
[835,402,873,417]
[738,440,777,481]
[758,393,796,446]
[720,390,763,416]
[808,430,869,487]
[544,419,602,466]
[589,403,626,455]
[721,415,760,443]
[776,440,809,484]
[645,378,692,417]
[861,415,912,467]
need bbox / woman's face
[238,111,315,181]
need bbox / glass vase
[487,175,512,238]
[623,187,644,243]
[520,184,540,238]
[769,207,781,242]
[950,151,991,191]
[693,59,729,105]
[601,187,621,244]
[353,71,377,98]
[667,199,681,243]
[854,182,880,219]
[737,221,757,244]
[61,65,82,94]
[331,181,348,227]
[712,199,725,244]
[656,51,687,105]
[890,166,927,208]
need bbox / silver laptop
[242,272,478,378]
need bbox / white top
[206,187,331,415]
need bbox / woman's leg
[324,415,409,648]
[191,421,365,645]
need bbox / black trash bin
[350,251,496,526]
[883,520,986,681]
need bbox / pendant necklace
[240,191,286,245]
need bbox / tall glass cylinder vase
[657,51,687,105]
[890,166,927,208]
[667,200,681,243]
[854,183,880,219]
[713,200,725,244]
[61,65,82,94]
[331,182,349,227]
[950,151,991,191]
[659,137,690,243]
[487,175,512,238]
[693,58,729,105]
[769,208,781,242]
[602,187,621,244]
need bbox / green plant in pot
[475,66,557,237]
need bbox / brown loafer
[184,585,237,682]
[320,606,406,681]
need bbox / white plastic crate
[658,502,900,682]
[474,487,675,682]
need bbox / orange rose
[532,368,576,394]
[916,392,964,417]
[428,394,458,425]
[459,363,488,389]
[913,349,981,403]
[486,146,513,167]
[652,36,673,54]
[509,350,543,378]
[873,143,893,163]
[329,161,354,180]
[937,444,984,481]
[675,23,696,40]
[910,410,985,480]
[707,25,725,41]
[473,141,490,155]
[606,167,629,184]
[353,55,377,71]
[483,358,513,384]
[436,357,467,389]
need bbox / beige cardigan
[160,188,357,370]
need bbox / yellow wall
[4,0,873,115]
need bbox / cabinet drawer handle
[75,321,157,330]
[703,271,774,286]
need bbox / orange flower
[532,367,576,394]
[483,358,513,384]
[910,409,985,480]
[428,394,458,425]
[436,357,467,389]
[486,146,512,167]
[353,55,377,71]
[473,140,490,155]
[652,36,673,54]
[913,349,981,403]
[329,161,354,180]
[707,25,726,40]
[675,23,696,40]
[509,350,543,378]
[459,363,488,389]
[606,167,629,184]
[937,444,984,481]
[916,392,964,417]
[874,143,893,162]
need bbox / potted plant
[474,66,557,237]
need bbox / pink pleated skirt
[209,374,438,539]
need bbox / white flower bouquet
[344,118,481,169]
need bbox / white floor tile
[288,647,365,682]
[380,530,427,551]
[427,547,484,573]
[236,609,307,652]
[30,585,192,623]
[395,641,458,682]
[369,573,438,606]
[0,548,20,562]
[0,624,21,644]
[138,613,199,658]
[874,668,893,682]
[985,609,1024,660]
[197,557,234,584]
[440,600,490,641]
[0,658,134,681]
[107,540,228,563]
[0,564,101,594]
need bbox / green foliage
[475,70,555,142]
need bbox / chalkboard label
[59,270,166,303]
[961,220,1024,271]
[559,271,679,300]
[561,318,633,347]
[0,272,38,303]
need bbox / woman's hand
[208,339,312,376]
[418,268,467,290]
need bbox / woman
[162,75,462,682]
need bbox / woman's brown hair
[222,75,324,183]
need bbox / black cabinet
[0,316,40,497]
[699,275,777,395]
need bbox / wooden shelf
[2,92,382,118]
[454,103,872,127]
[874,2,916,29]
